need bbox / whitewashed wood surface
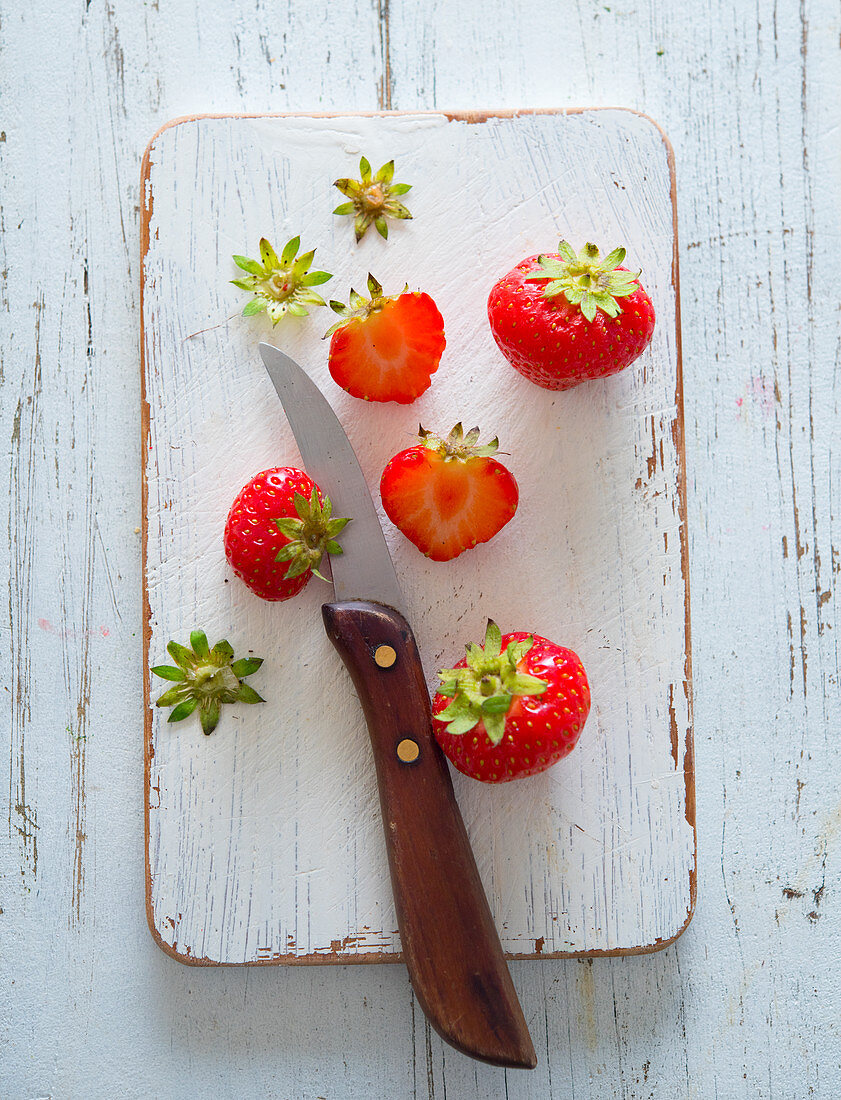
[2,0,839,1097]
[142,110,692,965]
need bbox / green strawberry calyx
[333,156,413,242]
[525,241,642,322]
[436,621,548,745]
[151,629,264,736]
[324,273,406,338]
[232,236,333,325]
[273,488,350,583]
[417,422,501,462]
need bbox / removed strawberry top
[326,275,445,404]
[223,467,349,601]
[379,424,518,562]
[432,621,590,783]
[232,235,332,325]
[488,241,655,390]
[332,155,413,242]
[151,628,264,736]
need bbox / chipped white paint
[142,111,693,964]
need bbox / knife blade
[259,342,536,1070]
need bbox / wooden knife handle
[322,599,536,1070]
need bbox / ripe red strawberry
[326,274,445,403]
[223,468,350,601]
[379,424,518,562]
[432,621,590,783]
[487,241,655,390]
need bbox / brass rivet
[396,738,420,764]
[374,644,397,668]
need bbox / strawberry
[325,274,445,403]
[487,241,655,390]
[152,628,264,736]
[223,468,350,601]
[432,621,590,783]
[379,424,518,562]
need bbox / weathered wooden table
[2,2,839,1097]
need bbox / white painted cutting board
[141,110,694,965]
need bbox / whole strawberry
[224,468,350,601]
[326,274,445,404]
[432,621,590,783]
[487,241,655,390]
[380,424,518,562]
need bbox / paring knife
[259,342,536,1070]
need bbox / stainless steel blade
[259,343,407,616]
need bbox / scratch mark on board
[376,0,392,110]
[63,258,97,929]
[668,682,679,769]
[578,958,598,1051]
[7,293,43,885]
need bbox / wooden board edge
[140,133,157,960]
[139,108,696,967]
[665,119,699,934]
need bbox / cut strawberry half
[379,424,519,562]
[325,274,445,404]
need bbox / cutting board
[141,110,694,966]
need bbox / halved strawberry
[325,274,445,404]
[379,424,518,562]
